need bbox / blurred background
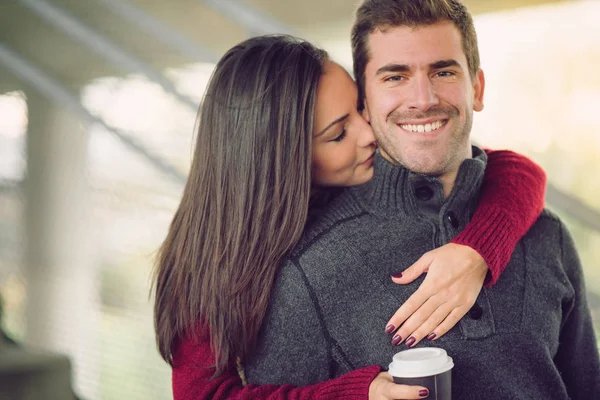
[0,0,598,399]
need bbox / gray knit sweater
[245,148,600,399]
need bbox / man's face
[363,21,485,181]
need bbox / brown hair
[152,35,328,375]
[351,0,480,106]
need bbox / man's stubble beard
[373,108,473,178]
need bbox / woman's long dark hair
[153,35,328,375]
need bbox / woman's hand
[369,372,430,399]
[384,243,487,347]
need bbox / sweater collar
[350,146,488,219]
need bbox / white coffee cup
[388,347,454,399]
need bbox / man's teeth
[400,120,444,133]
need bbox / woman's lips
[361,152,375,166]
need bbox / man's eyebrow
[374,60,462,76]
[315,114,349,137]
[375,64,410,76]
[430,59,461,70]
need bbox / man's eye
[384,75,403,82]
[331,129,347,142]
[435,71,455,78]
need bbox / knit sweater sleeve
[450,149,546,286]
[171,324,381,400]
[553,221,600,398]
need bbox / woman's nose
[357,118,377,148]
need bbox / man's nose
[406,75,440,112]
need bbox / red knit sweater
[171,149,547,400]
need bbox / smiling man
[361,20,483,197]
[245,1,600,399]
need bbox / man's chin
[407,165,444,177]
[380,146,454,176]
[394,155,446,176]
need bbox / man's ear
[473,69,485,112]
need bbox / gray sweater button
[415,185,434,201]
[468,303,483,320]
[446,211,459,228]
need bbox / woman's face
[312,61,377,187]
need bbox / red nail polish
[385,324,396,334]
[391,273,403,279]
[405,336,416,347]
[419,389,430,397]
[392,334,402,346]
[427,333,436,341]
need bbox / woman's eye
[331,129,346,142]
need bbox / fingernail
[391,334,402,346]
[385,324,396,334]
[391,273,403,279]
[419,389,430,397]
[427,333,436,341]
[405,336,416,347]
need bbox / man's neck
[379,151,465,199]
[438,169,459,199]
[345,147,487,218]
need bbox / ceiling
[0,0,570,94]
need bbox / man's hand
[384,243,487,347]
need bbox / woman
[153,35,546,400]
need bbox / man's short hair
[351,0,480,104]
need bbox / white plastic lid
[388,347,454,378]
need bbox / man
[245,1,600,399]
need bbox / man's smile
[398,119,447,133]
